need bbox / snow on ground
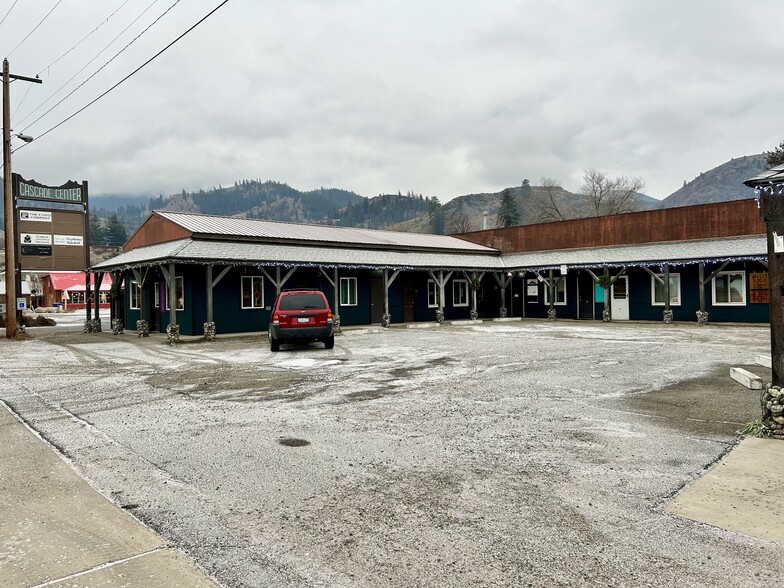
[0,320,780,588]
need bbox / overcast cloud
[3,0,783,202]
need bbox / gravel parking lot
[1,319,782,587]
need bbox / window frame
[452,279,469,307]
[130,280,141,310]
[340,277,358,307]
[650,273,681,307]
[241,276,265,309]
[712,270,746,306]
[154,281,160,308]
[163,276,185,311]
[427,279,440,308]
[543,277,567,306]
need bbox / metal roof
[744,163,784,187]
[501,235,767,269]
[93,235,767,273]
[155,211,497,253]
[94,239,506,271]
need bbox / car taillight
[272,313,280,325]
[327,310,333,323]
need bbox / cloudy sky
[3,0,783,202]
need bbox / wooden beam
[640,266,665,285]
[702,261,729,286]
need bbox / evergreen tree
[520,179,532,199]
[428,196,445,235]
[497,188,521,228]
[766,140,784,168]
[89,213,106,246]
[104,213,128,246]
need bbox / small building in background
[41,272,111,311]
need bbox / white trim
[241,275,265,309]
[163,276,184,311]
[712,270,746,306]
[340,276,358,307]
[452,279,469,307]
[129,281,141,310]
[650,273,681,306]
[427,279,440,308]
[543,278,567,306]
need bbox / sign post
[745,165,784,385]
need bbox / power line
[6,0,64,58]
[37,0,134,77]
[14,0,230,149]
[0,0,20,32]
[14,0,163,128]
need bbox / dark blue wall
[123,261,770,335]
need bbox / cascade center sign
[12,174,90,271]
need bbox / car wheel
[270,336,280,352]
[324,335,334,349]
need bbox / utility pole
[3,59,41,338]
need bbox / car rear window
[279,294,327,311]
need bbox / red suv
[268,289,335,351]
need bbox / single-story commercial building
[40,272,111,311]
[90,198,769,336]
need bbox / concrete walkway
[666,436,784,545]
[0,403,219,588]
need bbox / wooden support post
[94,272,104,325]
[759,197,784,386]
[383,269,390,322]
[493,272,511,317]
[333,268,339,320]
[698,262,706,314]
[548,269,556,319]
[382,269,401,326]
[168,263,177,328]
[438,270,445,319]
[603,268,611,321]
[664,264,670,313]
[206,265,214,323]
[85,271,92,326]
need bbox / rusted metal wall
[456,200,766,253]
[124,213,192,252]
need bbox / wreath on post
[596,275,612,289]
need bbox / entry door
[370,278,384,324]
[611,276,629,320]
[578,271,594,319]
[403,287,416,322]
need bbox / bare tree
[581,169,645,217]
[530,177,569,222]
[446,208,473,234]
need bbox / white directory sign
[54,235,84,246]
[20,233,52,245]
[19,210,52,222]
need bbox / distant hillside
[335,193,432,229]
[389,184,659,234]
[661,154,766,208]
[82,153,770,243]
[90,180,365,236]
